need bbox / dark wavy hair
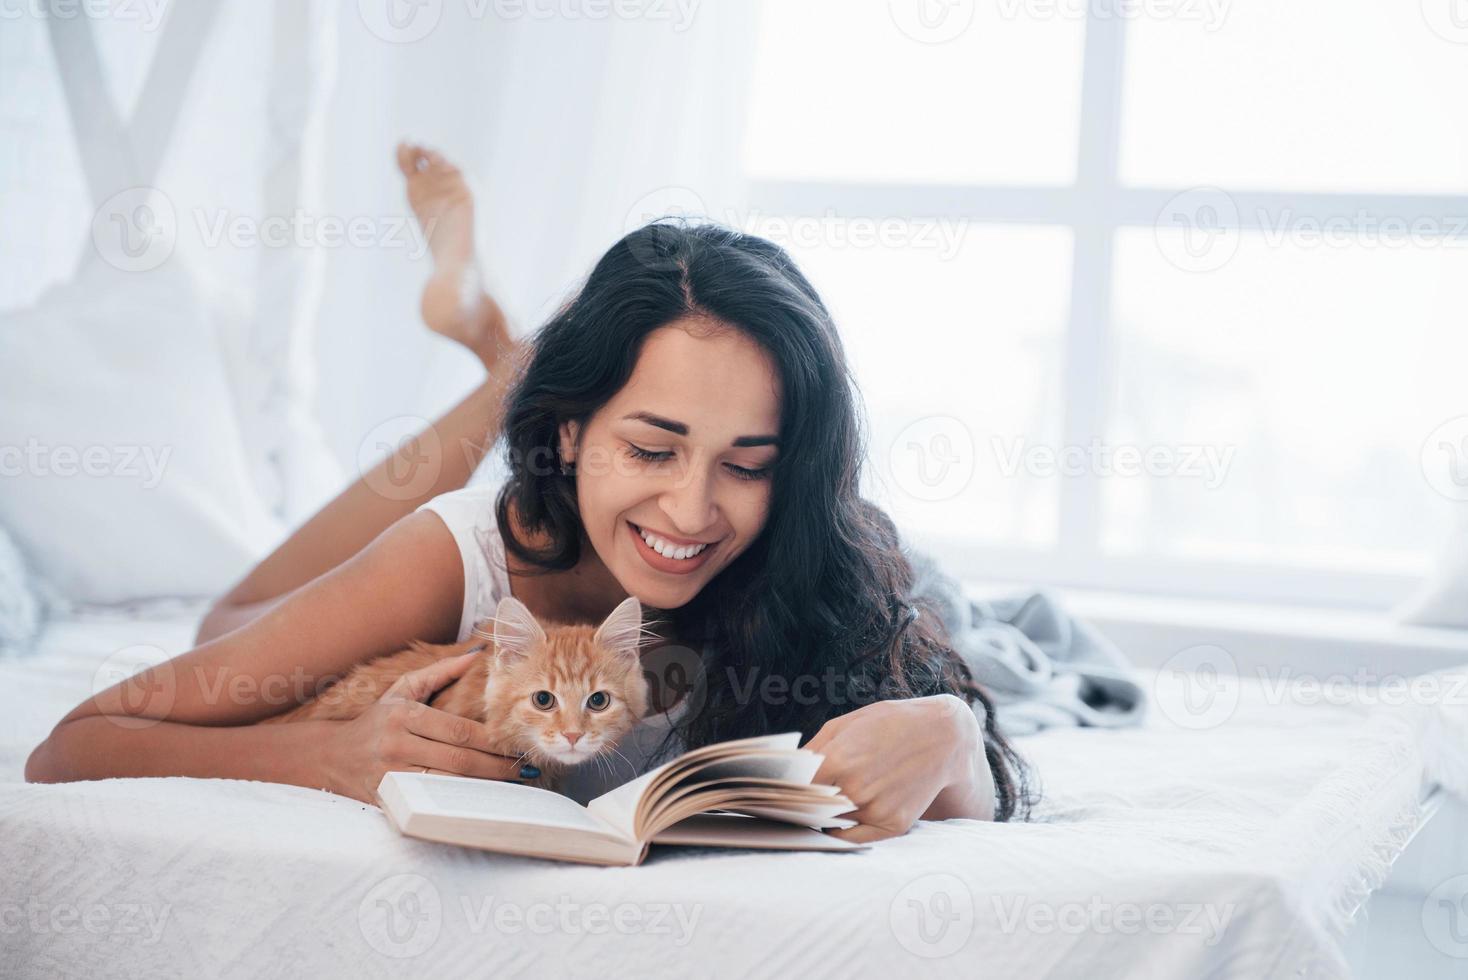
[493,220,1033,821]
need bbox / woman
[27,145,1031,839]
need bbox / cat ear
[492,596,546,664]
[593,595,650,665]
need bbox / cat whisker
[605,743,635,774]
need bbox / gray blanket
[908,548,1147,737]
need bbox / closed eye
[626,443,673,463]
[725,463,770,482]
[627,443,772,482]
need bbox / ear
[557,419,581,468]
[492,595,546,665]
[593,595,649,666]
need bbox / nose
[659,459,717,537]
[562,731,583,747]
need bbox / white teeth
[638,525,708,560]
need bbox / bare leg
[395,141,511,364]
[196,143,523,644]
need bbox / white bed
[3,602,1465,979]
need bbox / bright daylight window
[740,0,1468,610]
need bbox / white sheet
[3,604,1464,979]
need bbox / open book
[374,732,866,866]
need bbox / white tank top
[415,483,694,804]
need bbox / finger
[402,703,508,757]
[381,652,478,705]
[803,717,843,754]
[401,733,533,781]
[827,822,897,844]
[811,750,856,790]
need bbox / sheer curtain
[310,5,762,490]
[0,1,761,603]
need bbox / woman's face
[559,319,782,610]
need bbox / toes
[397,142,460,180]
[396,141,420,176]
[424,149,458,177]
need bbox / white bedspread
[3,604,1465,979]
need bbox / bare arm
[197,347,521,644]
[25,511,465,790]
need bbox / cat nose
[562,731,583,747]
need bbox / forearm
[219,352,519,608]
[25,716,340,794]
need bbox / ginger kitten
[263,595,652,791]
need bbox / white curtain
[0,1,762,604]
[311,5,762,490]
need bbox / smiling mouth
[626,521,721,575]
[629,522,719,556]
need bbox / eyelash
[626,444,771,482]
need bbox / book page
[652,814,866,852]
[393,773,617,836]
[647,788,856,837]
[649,777,848,823]
[727,804,859,829]
[680,751,825,786]
[586,732,805,838]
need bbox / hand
[319,652,536,805]
[805,694,987,844]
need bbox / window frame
[743,11,1461,611]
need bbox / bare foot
[396,141,513,369]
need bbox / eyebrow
[622,411,780,448]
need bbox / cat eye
[586,691,610,711]
[532,691,556,710]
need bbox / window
[740,0,1467,609]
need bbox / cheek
[575,457,648,531]
[729,485,772,543]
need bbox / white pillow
[0,257,285,603]
[3,4,345,533]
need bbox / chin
[625,572,700,608]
